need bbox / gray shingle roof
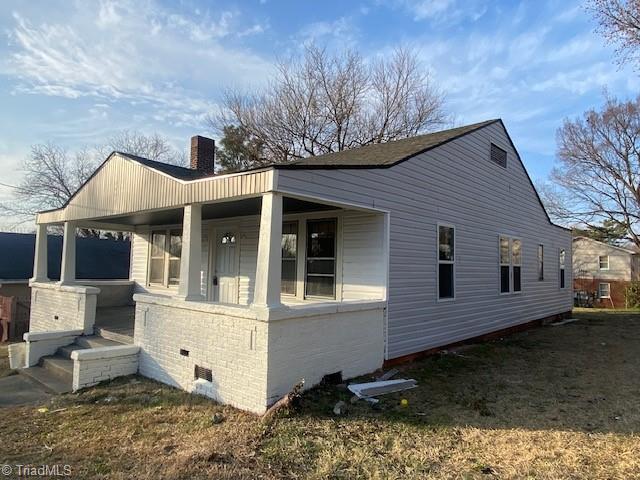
[279,120,499,169]
[120,120,499,178]
[116,153,210,180]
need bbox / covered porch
[27,155,389,412]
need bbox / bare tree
[587,0,640,67]
[101,130,187,165]
[0,131,184,229]
[547,95,640,247]
[211,45,447,164]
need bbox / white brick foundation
[71,345,140,391]
[134,294,385,413]
[29,282,99,334]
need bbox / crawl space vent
[490,143,507,168]
[194,365,212,382]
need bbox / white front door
[212,229,239,304]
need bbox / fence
[0,295,30,342]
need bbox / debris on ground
[211,412,225,424]
[551,318,579,327]
[376,368,399,381]
[333,400,347,415]
[348,379,417,400]
[37,407,49,413]
[263,379,304,420]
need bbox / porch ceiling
[88,197,340,227]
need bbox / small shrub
[625,281,640,308]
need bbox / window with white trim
[148,229,182,287]
[599,255,609,270]
[305,219,337,298]
[559,249,566,289]
[500,236,522,293]
[281,221,298,295]
[537,244,544,281]
[512,239,522,292]
[438,225,455,299]
[598,282,611,298]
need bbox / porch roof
[36,152,276,225]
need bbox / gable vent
[194,365,213,382]
[490,143,507,168]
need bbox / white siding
[37,155,274,224]
[277,121,573,359]
[341,211,385,300]
[238,217,259,305]
[130,231,149,294]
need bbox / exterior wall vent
[490,143,507,168]
[194,365,212,382]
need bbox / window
[281,221,298,295]
[598,282,611,298]
[148,229,182,287]
[559,249,566,289]
[438,225,455,300]
[512,239,522,292]
[490,143,507,168]
[500,236,522,293]
[599,255,609,270]
[537,245,544,281]
[306,219,336,298]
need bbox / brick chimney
[190,135,215,174]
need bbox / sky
[0,0,638,230]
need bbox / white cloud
[3,0,272,129]
[380,0,488,24]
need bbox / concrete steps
[93,327,134,345]
[19,335,128,394]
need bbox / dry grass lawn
[2,309,640,479]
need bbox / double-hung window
[500,236,522,294]
[598,282,611,298]
[438,225,455,300]
[599,255,609,270]
[559,249,566,289]
[281,221,298,295]
[305,219,337,298]
[148,229,182,287]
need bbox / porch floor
[95,306,135,344]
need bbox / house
[573,236,639,308]
[0,232,131,341]
[12,120,572,413]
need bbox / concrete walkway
[0,374,51,407]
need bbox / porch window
[438,224,455,300]
[148,229,182,287]
[306,219,336,298]
[281,221,298,295]
[560,249,566,289]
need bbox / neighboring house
[14,120,572,413]
[0,233,130,340]
[572,236,639,308]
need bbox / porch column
[60,221,77,284]
[178,203,204,301]
[32,223,49,282]
[253,192,283,309]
